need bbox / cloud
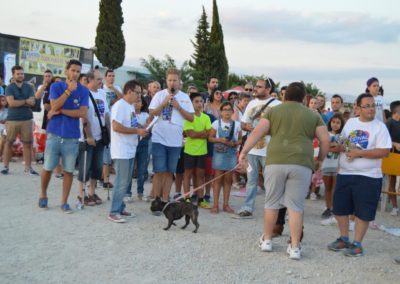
[222,8,400,44]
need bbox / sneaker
[123,196,134,203]
[369,221,379,230]
[143,195,153,202]
[232,210,253,219]
[61,203,73,214]
[344,244,364,257]
[390,207,399,216]
[198,200,211,209]
[38,197,48,209]
[310,192,317,201]
[328,238,350,251]
[321,208,332,219]
[320,216,338,226]
[25,168,39,176]
[173,192,182,200]
[204,194,211,203]
[78,195,96,206]
[108,214,126,223]
[231,182,240,191]
[91,194,102,205]
[287,244,301,260]
[103,182,114,189]
[137,194,143,201]
[258,235,272,252]
[121,210,136,218]
[1,166,9,175]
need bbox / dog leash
[174,164,239,202]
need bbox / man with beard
[1,65,38,175]
[38,60,89,213]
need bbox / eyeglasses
[222,108,233,111]
[244,88,253,92]
[360,104,376,109]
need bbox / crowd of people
[0,60,399,262]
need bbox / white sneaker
[123,196,134,203]
[320,216,338,226]
[231,182,240,191]
[287,244,301,260]
[310,192,317,201]
[258,235,272,252]
[390,208,399,216]
[349,220,355,231]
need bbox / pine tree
[209,0,229,90]
[95,0,125,69]
[189,6,211,91]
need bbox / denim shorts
[77,140,105,182]
[152,142,182,173]
[43,133,79,173]
[212,151,237,171]
[333,174,382,221]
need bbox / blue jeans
[239,154,266,213]
[127,138,149,196]
[152,142,182,173]
[110,158,134,215]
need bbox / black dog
[150,197,200,233]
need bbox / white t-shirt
[135,111,149,127]
[374,95,388,123]
[103,85,122,108]
[110,99,138,159]
[211,119,241,141]
[149,89,194,147]
[241,97,281,157]
[338,117,392,178]
[321,132,339,171]
[79,89,109,142]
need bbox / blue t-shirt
[5,82,34,121]
[322,111,334,124]
[46,81,89,139]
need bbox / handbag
[88,92,110,145]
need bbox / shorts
[152,142,182,173]
[77,140,105,182]
[333,174,382,221]
[175,148,185,174]
[43,133,79,173]
[184,153,206,169]
[264,164,312,212]
[103,145,112,165]
[5,120,33,143]
[321,167,337,176]
[205,156,214,176]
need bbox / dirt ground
[0,160,399,284]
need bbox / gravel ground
[1,161,400,284]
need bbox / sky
[1,0,399,101]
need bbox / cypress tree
[95,0,125,69]
[209,0,229,90]
[189,6,211,91]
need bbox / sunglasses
[244,88,253,92]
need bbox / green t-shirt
[183,112,211,156]
[5,82,34,121]
[263,101,324,170]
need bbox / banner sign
[19,37,80,77]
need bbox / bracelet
[64,90,71,97]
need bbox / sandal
[223,204,235,214]
[210,205,219,214]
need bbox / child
[126,95,151,201]
[320,113,345,218]
[209,102,242,213]
[0,95,8,162]
[183,92,212,208]
[386,101,400,216]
